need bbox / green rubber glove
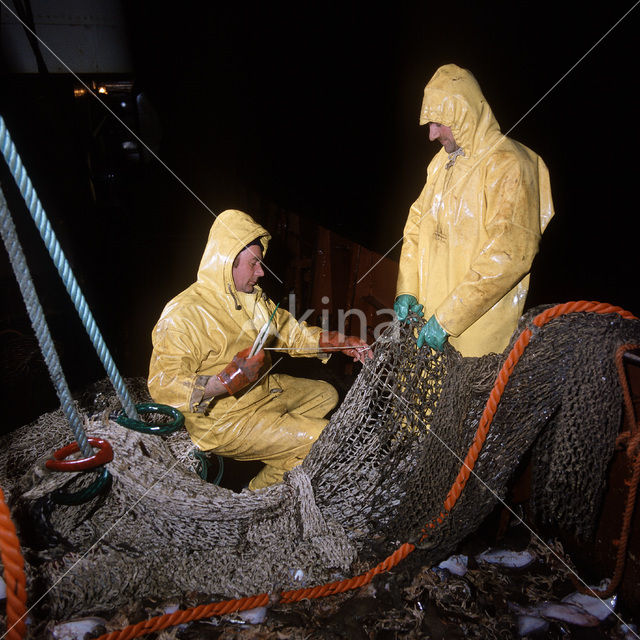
[417,314,448,351]
[394,294,424,324]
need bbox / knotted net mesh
[0,305,638,622]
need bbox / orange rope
[422,301,636,536]
[94,543,418,640]
[92,302,639,639]
[0,487,27,640]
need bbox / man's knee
[248,465,284,491]
[320,380,339,412]
[289,378,339,418]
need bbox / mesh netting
[0,305,638,622]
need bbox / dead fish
[436,554,468,576]
[237,606,268,624]
[517,614,549,636]
[509,600,600,627]
[562,589,616,621]
[475,548,535,569]
[538,602,601,627]
[224,606,268,625]
[50,617,107,639]
[288,567,305,583]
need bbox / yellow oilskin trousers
[186,373,337,490]
[397,64,554,357]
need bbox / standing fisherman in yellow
[395,64,555,357]
[149,210,371,490]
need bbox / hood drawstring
[446,147,465,169]
[228,284,242,310]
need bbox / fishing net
[0,305,638,623]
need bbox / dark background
[1,1,639,432]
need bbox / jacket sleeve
[435,153,542,337]
[396,186,424,299]
[270,305,328,360]
[148,319,220,412]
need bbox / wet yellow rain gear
[148,210,337,490]
[397,64,554,356]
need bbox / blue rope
[0,187,92,457]
[0,115,140,421]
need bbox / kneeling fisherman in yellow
[396,64,555,357]
[148,209,372,490]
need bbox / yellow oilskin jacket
[148,209,326,452]
[397,64,554,357]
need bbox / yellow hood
[197,209,271,299]
[419,63,502,159]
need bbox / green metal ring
[51,467,112,505]
[191,449,224,485]
[211,454,224,486]
[115,402,184,434]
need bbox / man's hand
[216,347,266,395]
[416,315,448,351]
[394,294,424,324]
[319,331,374,363]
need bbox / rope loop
[115,403,184,435]
[45,437,113,472]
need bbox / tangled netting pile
[1,305,639,622]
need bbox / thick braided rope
[0,115,140,422]
[92,301,636,640]
[0,487,27,640]
[95,543,416,640]
[0,184,92,458]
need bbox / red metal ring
[45,437,113,472]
